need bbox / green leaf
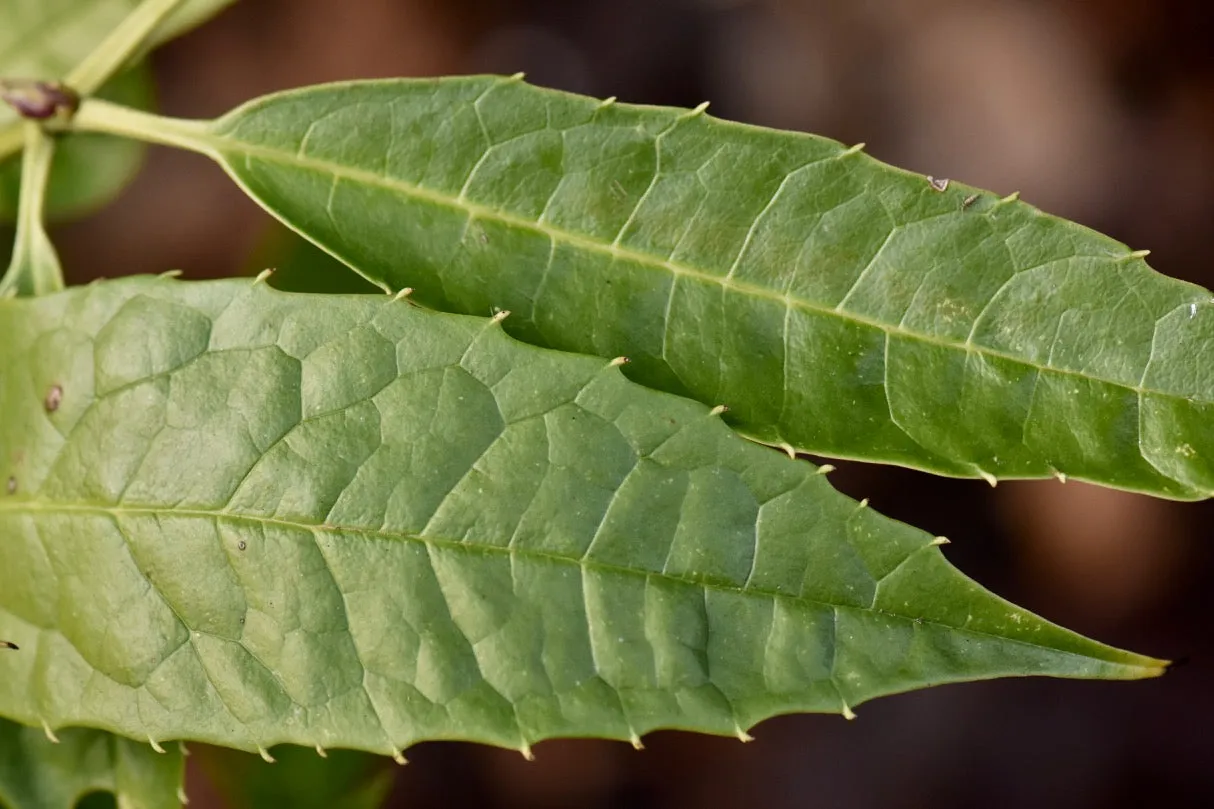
[0,276,1163,758]
[0,0,235,218]
[0,716,183,809]
[169,76,1214,499]
[197,744,393,809]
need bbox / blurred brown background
[47,0,1214,806]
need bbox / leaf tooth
[177,786,190,806]
[391,748,408,765]
[681,101,711,120]
[629,732,644,750]
[608,356,630,367]
[1052,468,1069,484]
[519,742,535,761]
[41,719,59,744]
[708,404,729,417]
[598,96,617,109]
[315,744,328,758]
[508,71,526,82]
[148,736,166,754]
[976,468,998,487]
[392,286,414,301]
[816,464,836,475]
[1125,249,1152,260]
[734,725,754,743]
[257,746,276,763]
[179,741,190,756]
[778,442,796,460]
[857,498,869,509]
[838,142,866,157]
[999,190,1021,204]
[490,309,511,324]
[931,536,951,546]
[253,268,274,285]
[158,269,183,279]
[841,702,857,721]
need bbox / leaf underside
[0,716,182,809]
[197,76,1214,499]
[0,277,1161,759]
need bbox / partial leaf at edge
[0,276,1162,758]
[0,717,183,809]
[196,743,394,809]
[198,76,1214,499]
[0,0,235,218]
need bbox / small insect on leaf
[1,640,18,650]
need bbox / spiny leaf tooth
[253,268,274,285]
[519,743,535,761]
[315,744,328,758]
[1000,190,1021,203]
[598,96,617,109]
[158,269,183,279]
[491,308,511,324]
[708,404,729,417]
[629,733,644,750]
[839,142,865,157]
[392,748,408,765]
[734,725,754,743]
[177,787,190,806]
[841,703,857,721]
[148,736,166,754]
[778,442,796,460]
[931,536,951,546]
[816,464,836,475]
[609,356,630,367]
[41,720,59,744]
[393,286,414,301]
[1127,249,1151,259]
[257,746,275,763]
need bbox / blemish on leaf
[237,540,247,551]
[1,640,17,650]
[962,193,980,210]
[44,384,63,412]
[5,477,15,495]
[927,175,949,192]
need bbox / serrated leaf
[182,76,1214,499]
[0,276,1162,758]
[0,717,182,809]
[0,0,235,218]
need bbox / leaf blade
[193,76,1214,499]
[0,277,1163,757]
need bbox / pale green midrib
[204,137,1204,408]
[0,499,1160,672]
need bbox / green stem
[68,98,214,155]
[0,124,63,298]
[65,0,187,96]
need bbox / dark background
[47,0,1214,806]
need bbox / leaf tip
[257,745,276,763]
[839,142,866,157]
[41,720,59,744]
[148,736,166,754]
[315,744,328,758]
[709,404,729,417]
[927,175,950,192]
[393,287,414,301]
[253,268,275,286]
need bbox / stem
[68,98,214,156]
[65,0,187,96]
[0,124,63,298]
